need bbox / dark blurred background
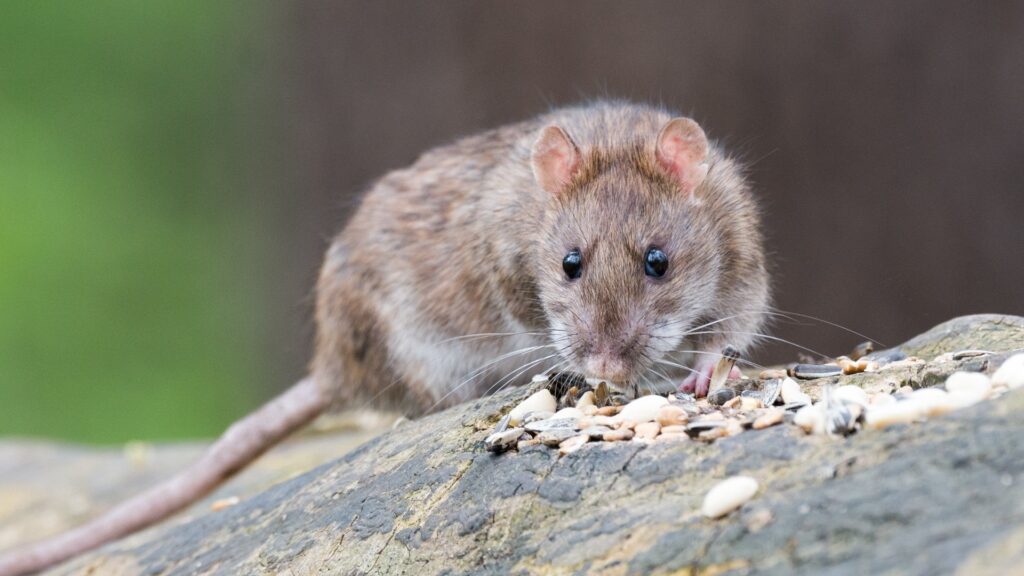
[2,1,1022,443]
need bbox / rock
[537,428,578,447]
[617,395,669,423]
[702,476,759,519]
[7,314,1024,576]
[993,354,1024,389]
[579,426,613,440]
[896,314,1024,359]
[508,389,556,425]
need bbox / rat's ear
[531,125,581,195]
[655,117,710,195]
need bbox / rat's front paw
[678,359,741,398]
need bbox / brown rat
[0,101,768,575]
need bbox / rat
[0,100,768,575]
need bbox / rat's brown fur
[0,101,768,575]
[315,100,767,410]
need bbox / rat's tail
[0,376,328,576]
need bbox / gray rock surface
[3,315,1024,575]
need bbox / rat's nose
[583,354,630,383]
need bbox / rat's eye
[644,247,668,278]
[563,248,582,280]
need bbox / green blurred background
[0,2,269,442]
[3,2,1023,444]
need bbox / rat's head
[531,117,756,388]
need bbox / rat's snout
[583,353,631,383]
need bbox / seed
[576,390,597,409]
[618,395,669,423]
[596,405,622,416]
[552,407,583,421]
[992,354,1024,389]
[952,349,992,360]
[635,421,661,440]
[759,369,788,380]
[602,428,635,441]
[210,496,240,512]
[660,424,689,434]
[523,411,555,424]
[911,387,956,417]
[944,372,993,408]
[508,389,557,426]
[708,345,740,394]
[752,409,784,429]
[558,435,589,455]
[761,379,782,406]
[864,402,921,430]
[850,341,875,361]
[656,432,689,442]
[791,364,843,379]
[702,476,759,519]
[833,385,870,408]
[485,427,526,452]
[656,405,689,427]
[524,417,577,434]
[709,387,737,407]
[492,413,512,434]
[793,404,826,435]
[780,378,810,405]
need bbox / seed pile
[484,348,1024,455]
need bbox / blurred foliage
[0,2,267,443]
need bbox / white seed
[531,374,550,383]
[944,372,992,408]
[702,476,760,519]
[576,390,597,409]
[870,393,897,406]
[793,404,826,435]
[508,389,557,425]
[485,427,526,452]
[993,354,1024,389]
[833,385,870,408]
[780,378,807,404]
[911,387,956,417]
[617,395,669,423]
[553,407,583,421]
[864,401,922,430]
